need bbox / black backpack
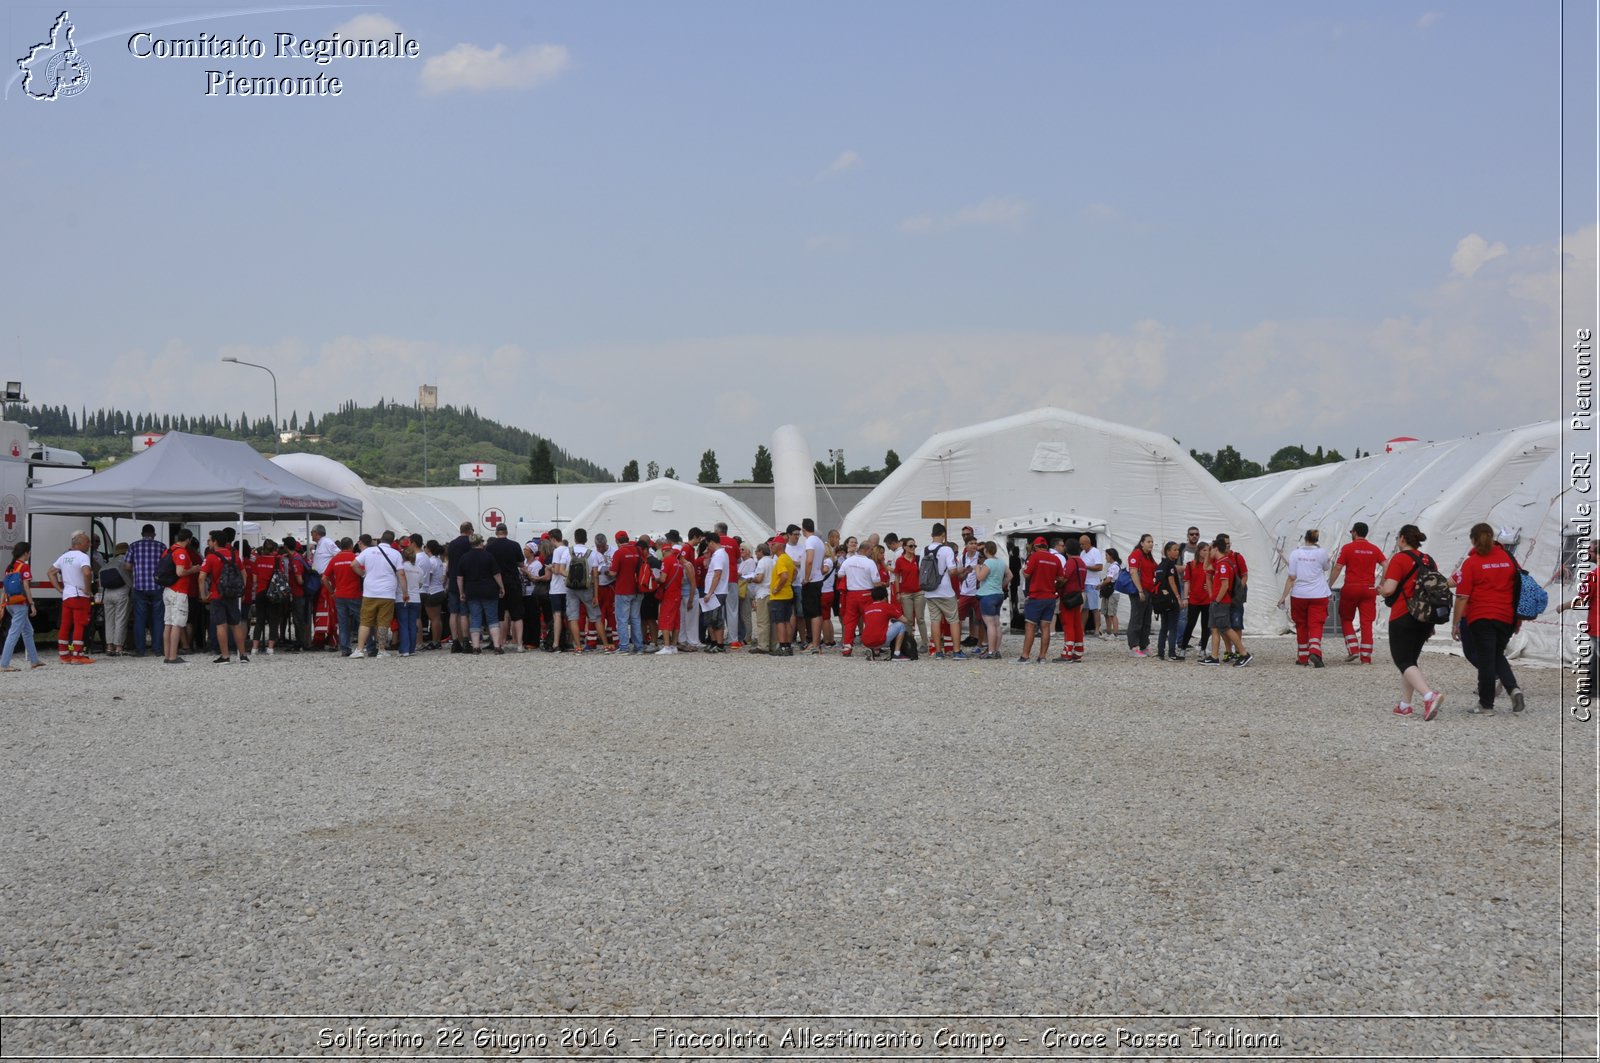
[566,547,590,591]
[216,551,246,598]
[918,545,944,592]
[155,550,178,588]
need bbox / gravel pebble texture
[1,638,1593,1059]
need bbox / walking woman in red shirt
[1450,522,1523,714]
[1378,524,1445,721]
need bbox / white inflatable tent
[567,478,773,546]
[841,407,1280,631]
[270,452,470,541]
[1227,420,1576,664]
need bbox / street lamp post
[220,356,278,440]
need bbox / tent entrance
[991,513,1108,633]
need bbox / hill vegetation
[5,400,613,487]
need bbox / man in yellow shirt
[768,529,799,656]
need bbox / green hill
[10,400,613,487]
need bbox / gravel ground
[0,636,1594,1060]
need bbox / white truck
[0,419,115,632]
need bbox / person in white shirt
[350,532,405,659]
[736,543,757,649]
[419,540,446,650]
[310,524,338,575]
[48,531,94,662]
[837,540,880,655]
[749,543,774,652]
[700,537,730,651]
[1079,534,1105,637]
[923,523,961,658]
[557,528,610,653]
[396,544,423,656]
[1278,528,1333,667]
[798,518,827,650]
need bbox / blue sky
[3,0,1594,478]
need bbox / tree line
[608,447,904,486]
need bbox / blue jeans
[467,598,497,637]
[2,603,40,666]
[1159,608,1181,657]
[131,588,163,654]
[613,593,642,651]
[396,601,420,655]
[336,597,361,653]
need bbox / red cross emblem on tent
[483,509,504,529]
[144,435,157,448]
[8,441,18,458]
[3,506,14,531]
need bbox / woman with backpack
[1379,524,1446,721]
[1,542,44,671]
[1099,548,1123,639]
[1450,522,1524,714]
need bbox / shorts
[565,585,597,620]
[926,594,960,625]
[422,591,447,611]
[163,587,190,626]
[1085,584,1101,610]
[549,593,567,620]
[1023,598,1057,624]
[360,596,395,631]
[800,581,823,618]
[768,598,795,624]
[501,592,525,622]
[1208,602,1233,630]
[640,594,658,621]
[445,581,461,614]
[208,597,243,626]
[979,593,1005,617]
[701,604,726,629]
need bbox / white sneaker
[655,645,677,655]
[265,647,275,655]
[374,650,390,659]
[346,652,362,662]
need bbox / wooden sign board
[921,500,972,520]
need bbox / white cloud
[815,150,862,181]
[1417,11,1443,30]
[1451,233,1507,277]
[1084,202,1119,221]
[900,197,1030,234]
[421,42,569,95]
[333,14,403,38]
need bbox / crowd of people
[0,514,1584,720]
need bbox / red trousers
[597,584,616,630]
[1338,587,1377,662]
[841,589,871,646]
[1058,606,1085,659]
[1290,596,1329,663]
[60,596,91,654]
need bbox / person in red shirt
[860,586,908,659]
[1450,522,1523,714]
[610,531,645,654]
[892,538,924,645]
[198,528,248,663]
[162,531,200,664]
[1180,542,1212,655]
[654,532,684,654]
[1018,537,1063,663]
[1557,539,1599,698]
[1205,537,1251,666]
[1329,521,1387,663]
[1125,534,1156,657]
[249,540,283,655]
[325,539,362,656]
[1378,523,1445,720]
[1054,540,1089,662]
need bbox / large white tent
[841,408,1280,631]
[567,478,773,545]
[1227,420,1576,664]
[269,452,471,541]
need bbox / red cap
[1032,536,1048,545]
